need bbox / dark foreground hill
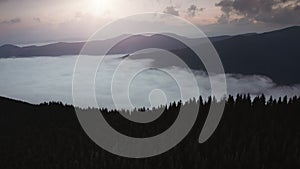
[0,95,299,169]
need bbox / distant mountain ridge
[0,33,231,58]
[1,26,300,84]
[0,27,298,58]
[212,26,300,85]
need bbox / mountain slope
[213,26,300,84]
[0,26,300,84]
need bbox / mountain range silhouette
[0,26,299,84]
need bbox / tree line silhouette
[0,94,299,169]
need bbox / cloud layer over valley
[0,55,299,109]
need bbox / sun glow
[88,0,115,16]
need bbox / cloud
[187,4,205,17]
[0,55,299,109]
[215,0,300,24]
[33,17,41,23]
[163,6,179,16]
[1,17,21,24]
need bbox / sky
[0,0,300,45]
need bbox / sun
[88,0,115,16]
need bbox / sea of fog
[0,55,300,109]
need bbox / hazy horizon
[1,25,297,47]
